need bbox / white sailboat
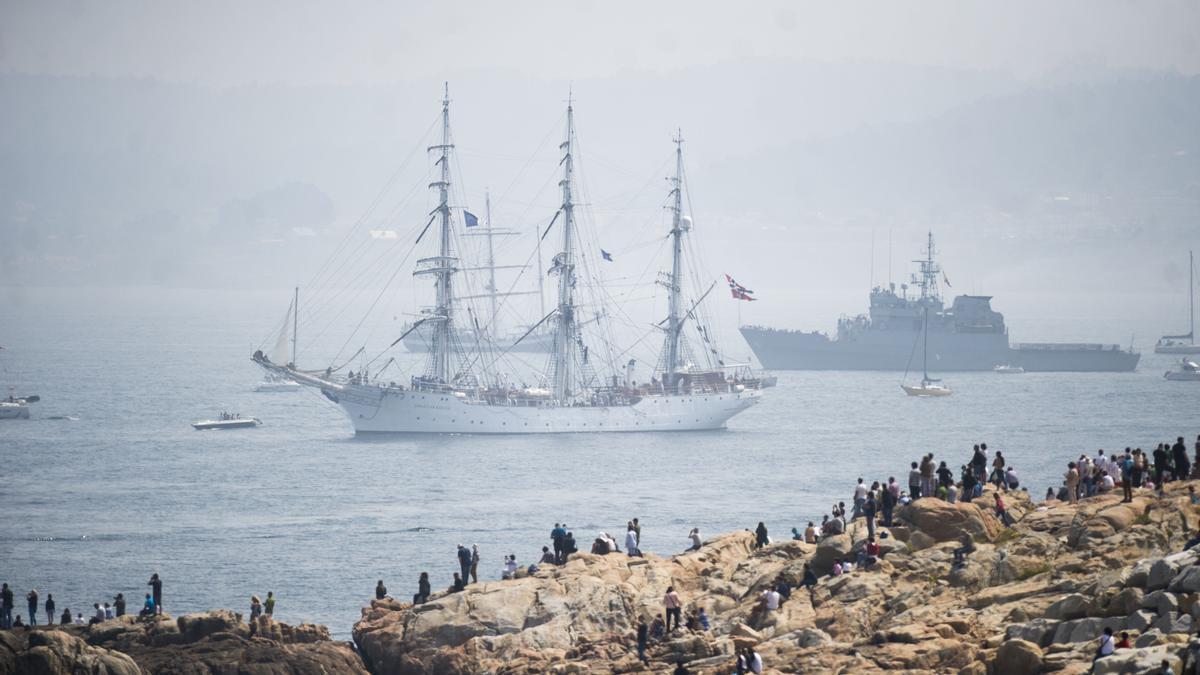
[1156,250,1199,355]
[902,300,953,397]
[254,288,301,392]
[252,87,766,433]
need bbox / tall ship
[740,233,1140,372]
[254,87,765,433]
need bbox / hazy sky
[3,0,1198,85]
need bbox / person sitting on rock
[804,522,818,544]
[684,610,699,632]
[1094,626,1115,662]
[541,545,558,563]
[688,527,702,551]
[60,607,71,625]
[413,572,430,604]
[952,532,975,566]
[649,614,665,641]
[830,559,843,577]
[1005,466,1020,491]
[449,572,465,593]
[1114,631,1132,649]
[697,607,710,631]
[1183,529,1200,551]
[800,564,818,591]
[375,580,388,600]
[74,612,85,625]
[857,536,881,568]
[11,615,22,628]
[501,555,518,580]
[561,532,578,563]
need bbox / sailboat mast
[665,130,686,388]
[550,94,578,401]
[1191,250,1195,343]
[922,306,930,382]
[292,286,298,366]
[484,190,498,333]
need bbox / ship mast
[291,286,298,367]
[549,93,579,401]
[1191,250,1195,344]
[413,83,458,385]
[484,190,499,331]
[912,231,941,306]
[664,130,686,390]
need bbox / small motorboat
[254,373,300,392]
[0,394,38,420]
[901,379,954,397]
[1164,358,1200,382]
[192,412,262,430]
[993,364,1025,374]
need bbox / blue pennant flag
[464,211,479,228]
[601,249,613,262]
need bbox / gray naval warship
[740,233,1139,372]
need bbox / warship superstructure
[740,233,1140,372]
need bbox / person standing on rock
[864,492,878,539]
[1154,443,1169,488]
[878,482,897,530]
[908,461,922,500]
[44,593,54,625]
[148,573,163,615]
[921,454,936,499]
[1,583,13,629]
[1065,462,1080,505]
[456,544,472,584]
[250,596,262,623]
[1174,437,1191,480]
[971,444,986,483]
[994,492,1014,527]
[264,592,275,618]
[25,589,37,626]
[633,518,642,546]
[1120,451,1134,503]
[851,478,867,519]
[470,544,480,584]
[663,587,683,633]
[754,522,769,549]
[626,524,642,557]
[635,618,649,664]
[114,593,125,617]
[551,523,566,564]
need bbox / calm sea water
[1,287,1197,637]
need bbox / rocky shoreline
[7,482,1200,673]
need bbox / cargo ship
[740,233,1139,372]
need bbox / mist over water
[1,288,1197,637]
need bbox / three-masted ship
[253,87,765,433]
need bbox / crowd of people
[1,573,277,633]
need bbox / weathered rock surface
[0,611,366,675]
[351,482,1200,674]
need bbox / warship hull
[739,327,1139,372]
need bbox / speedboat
[254,373,300,392]
[192,413,262,430]
[1165,358,1200,382]
[0,394,38,420]
[901,379,954,397]
[993,364,1025,374]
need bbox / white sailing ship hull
[327,384,762,434]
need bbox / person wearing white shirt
[687,528,702,551]
[625,527,641,557]
[104,603,114,620]
[74,613,84,625]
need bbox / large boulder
[1091,644,1184,674]
[14,630,141,675]
[994,639,1043,675]
[899,498,1000,543]
[1044,593,1091,621]
[811,534,853,575]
